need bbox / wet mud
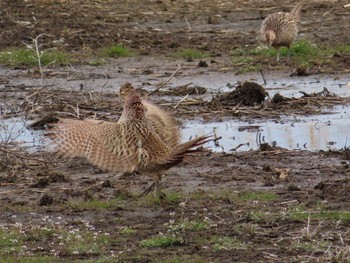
[1,0,350,262]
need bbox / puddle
[1,104,350,153]
[0,118,44,150]
[182,104,350,152]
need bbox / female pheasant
[260,3,302,62]
[49,89,210,201]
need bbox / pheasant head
[265,30,276,46]
[120,90,145,122]
[119,82,134,101]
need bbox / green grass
[140,235,183,248]
[211,236,247,251]
[0,228,23,254]
[138,191,182,206]
[231,40,350,71]
[157,255,208,263]
[174,49,209,59]
[59,229,112,255]
[291,240,330,252]
[288,210,350,223]
[0,256,59,263]
[88,58,107,66]
[103,44,134,57]
[67,197,123,211]
[170,218,210,232]
[237,191,277,202]
[0,48,70,66]
[120,226,136,235]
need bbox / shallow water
[182,104,350,152]
[0,118,44,150]
[1,103,349,153]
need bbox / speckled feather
[261,3,302,48]
[119,83,180,149]
[49,90,209,177]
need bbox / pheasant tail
[290,3,302,22]
[158,135,212,169]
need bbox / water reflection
[182,105,350,152]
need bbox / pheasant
[48,89,210,201]
[119,82,180,150]
[260,3,302,62]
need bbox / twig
[184,16,192,31]
[173,94,189,109]
[0,146,59,164]
[149,64,181,96]
[260,69,267,85]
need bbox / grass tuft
[211,236,247,251]
[140,235,183,248]
[157,255,208,263]
[237,191,277,202]
[0,48,70,66]
[103,44,134,57]
[174,49,209,59]
[170,218,210,232]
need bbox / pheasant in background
[260,3,302,62]
[49,88,210,202]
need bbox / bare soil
[1,0,350,262]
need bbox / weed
[211,236,247,251]
[88,58,107,66]
[289,210,350,223]
[139,191,182,206]
[103,44,134,57]
[0,227,23,254]
[0,255,59,263]
[291,240,330,252]
[237,191,277,202]
[170,218,210,232]
[67,198,123,211]
[59,229,112,255]
[140,235,183,248]
[157,254,208,263]
[174,49,209,59]
[120,226,135,235]
[0,48,70,66]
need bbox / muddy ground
[1,0,350,262]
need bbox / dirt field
[1,0,350,262]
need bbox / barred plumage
[49,88,210,200]
[119,82,180,150]
[260,3,302,61]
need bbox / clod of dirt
[259,143,274,151]
[102,180,113,188]
[198,60,208,67]
[50,173,69,183]
[207,16,220,24]
[29,114,59,130]
[290,66,311,77]
[0,175,17,183]
[287,184,301,191]
[113,189,132,199]
[271,93,289,104]
[39,194,54,206]
[170,85,207,96]
[31,177,50,188]
[217,82,268,106]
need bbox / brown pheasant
[119,82,180,150]
[260,3,302,62]
[49,89,210,200]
